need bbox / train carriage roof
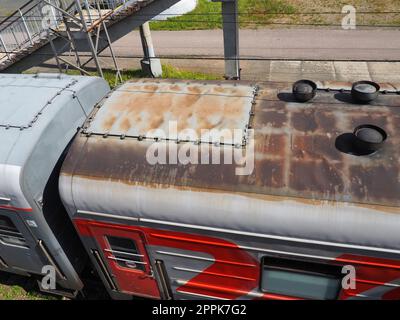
[63,79,400,208]
[60,79,400,251]
[0,73,109,211]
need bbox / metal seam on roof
[0,79,78,129]
[0,85,76,90]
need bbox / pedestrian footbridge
[0,0,181,75]
[0,0,240,80]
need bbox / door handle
[139,269,154,279]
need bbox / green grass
[0,285,49,300]
[161,63,220,81]
[150,0,295,30]
[100,68,147,87]
[64,64,221,88]
[0,272,58,300]
[149,0,400,30]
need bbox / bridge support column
[139,22,162,78]
[213,0,240,80]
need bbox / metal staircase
[0,0,155,75]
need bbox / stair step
[0,0,155,70]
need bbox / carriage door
[0,209,43,273]
[87,222,160,299]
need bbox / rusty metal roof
[85,80,257,145]
[65,79,400,209]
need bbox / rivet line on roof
[82,82,259,149]
[83,131,249,148]
[1,78,78,129]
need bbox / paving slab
[333,61,371,82]
[301,61,337,81]
[268,60,302,82]
[367,62,400,83]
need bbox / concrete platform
[26,56,400,83]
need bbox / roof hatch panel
[85,80,257,145]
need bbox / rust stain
[168,84,181,92]
[289,160,344,194]
[291,109,318,132]
[213,86,226,94]
[86,80,255,144]
[349,114,389,129]
[60,171,400,215]
[292,135,342,161]
[62,80,400,210]
[119,118,131,132]
[143,84,158,91]
[256,134,286,156]
[102,115,116,131]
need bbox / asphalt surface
[113,28,400,61]
[18,27,400,82]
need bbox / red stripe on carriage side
[74,218,260,300]
[336,254,400,299]
[336,256,400,270]
[0,205,32,212]
[74,218,400,300]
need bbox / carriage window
[106,236,145,272]
[261,256,342,300]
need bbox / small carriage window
[106,236,145,272]
[261,256,342,300]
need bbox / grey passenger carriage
[60,79,400,300]
[0,73,109,295]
